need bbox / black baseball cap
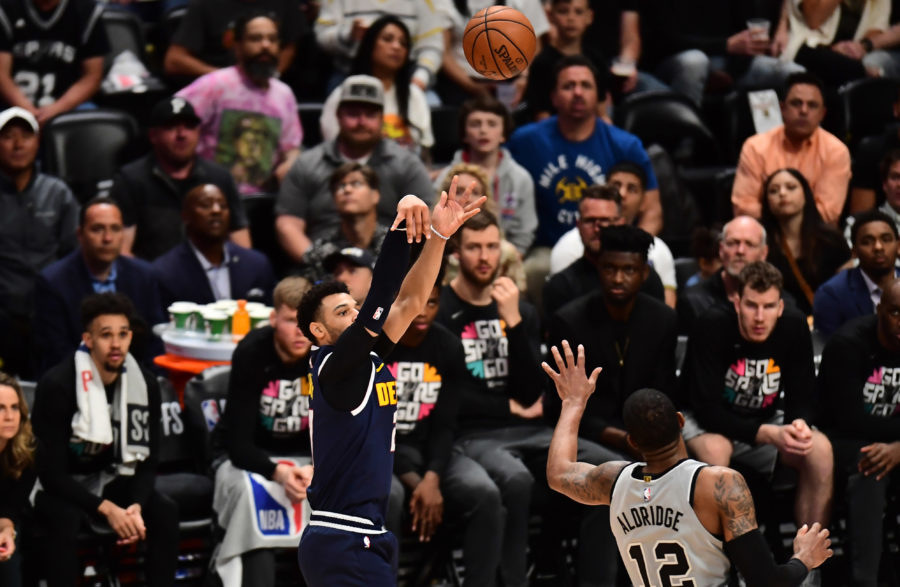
[323,247,375,273]
[149,96,201,128]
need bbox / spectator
[437,0,548,106]
[299,162,387,283]
[639,1,803,108]
[152,184,275,309]
[0,373,37,587]
[849,148,900,237]
[210,276,314,587]
[683,261,833,534]
[314,0,446,93]
[550,161,678,307]
[177,13,301,195]
[275,75,432,263]
[849,99,900,214]
[164,0,304,81]
[819,281,900,587]
[322,247,373,306]
[814,209,900,338]
[433,95,537,256]
[320,15,434,157]
[545,224,677,457]
[684,225,722,288]
[760,168,850,316]
[732,72,851,226]
[678,216,770,335]
[110,96,250,261]
[783,0,888,87]
[34,197,166,374]
[384,271,504,584]
[851,19,900,78]
[31,293,178,587]
[438,165,527,291]
[0,106,77,377]
[585,0,662,95]
[435,210,619,586]
[543,184,666,320]
[0,0,108,124]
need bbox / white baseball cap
[0,106,38,133]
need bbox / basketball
[463,6,536,81]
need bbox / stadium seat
[101,7,147,71]
[16,379,36,410]
[298,103,324,149]
[431,105,461,166]
[182,365,231,474]
[674,257,699,292]
[839,77,900,149]
[40,108,142,203]
[613,90,721,167]
[722,90,761,162]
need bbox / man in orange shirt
[731,72,850,226]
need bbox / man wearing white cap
[0,106,78,377]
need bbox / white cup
[747,18,770,42]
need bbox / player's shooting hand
[491,276,522,328]
[410,472,443,542]
[858,441,900,480]
[392,195,431,243]
[98,499,143,545]
[0,523,15,561]
[791,522,833,571]
[542,340,602,409]
[430,175,487,239]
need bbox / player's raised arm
[698,467,833,586]
[382,176,485,342]
[544,340,628,505]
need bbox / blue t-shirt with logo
[507,117,658,247]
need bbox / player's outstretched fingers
[561,339,575,369]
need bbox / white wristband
[430,225,450,240]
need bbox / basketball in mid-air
[463,6,536,80]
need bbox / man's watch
[861,38,874,53]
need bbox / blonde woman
[0,372,36,587]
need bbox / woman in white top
[320,15,435,159]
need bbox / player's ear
[626,433,639,453]
[676,411,685,429]
[310,321,326,341]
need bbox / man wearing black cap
[0,105,78,377]
[109,96,250,261]
[276,74,432,264]
[323,247,374,306]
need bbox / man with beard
[209,276,315,587]
[545,224,677,457]
[110,96,250,261]
[276,75,432,264]
[30,293,178,587]
[177,13,301,195]
[435,210,621,586]
[152,184,275,309]
[814,209,900,338]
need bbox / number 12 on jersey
[627,540,695,587]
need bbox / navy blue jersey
[307,343,398,524]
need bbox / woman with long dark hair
[0,372,37,587]
[320,15,434,158]
[760,168,851,315]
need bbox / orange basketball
[463,6,536,81]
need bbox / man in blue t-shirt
[508,54,660,250]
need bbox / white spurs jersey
[609,459,731,587]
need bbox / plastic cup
[249,307,271,329]
[168,302,197,331]
[610,57,637,78]
[203,310,229,340]
[747,18,770,42]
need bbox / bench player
[544,341,833,587]
[296,177,484,586]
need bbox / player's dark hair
[79,196,122,227]
[608,161,647,191]
[598,224,653,262]
[458,95,513,142]
[879,148,900,183]
[780,71,824,101]
[623,388,681,453]
[552,54,606,95]
[81,293,135,332]
[737,261,783,297]
[329,162,380,194]
[297,280,351,342]
[233,11,280,41]
[580,184,621,212]
[850,209,899,247]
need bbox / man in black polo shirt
[110,96,250,261]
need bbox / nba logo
[363,536,371,549]
[642,487,652,502]
[201,399,221,431]
[373,307,383,320]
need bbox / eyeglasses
[579,216,616,228]
[336,179,366,192]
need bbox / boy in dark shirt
[819,280,900,586]
[211,276,314,587]
[385,273,503,586]
[31,293,177,587]
[683,261,833,531]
